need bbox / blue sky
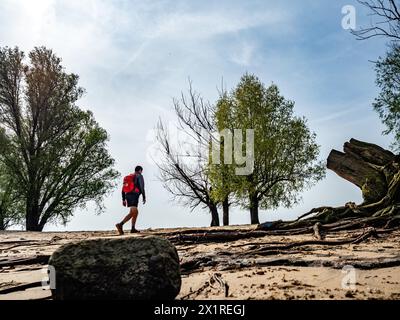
[0,0,392,230]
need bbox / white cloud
[145,10,288,40]
[230,42,256,66]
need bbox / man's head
[135,165,143,174]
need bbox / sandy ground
[0,226,399,300]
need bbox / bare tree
[352,0,400,41]
[155,83,221,226]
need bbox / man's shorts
[125,192,140,208]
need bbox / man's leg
[122,207,135,224]
[131,207,139,231]
[116,207,135,235]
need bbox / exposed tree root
[165,139,400,244]
[179,227,395,274]
[246,228,379,256]
[168,230,269,244]
[152,227,255,237]
[0,255,50,268]
[0,281,43,295]
[181,250,400,275]
[180,273,228,300]
[164,215,399,245]
[252,139,400,236]
[313,222,323,240]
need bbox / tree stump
[257,138,400,233]
[327,138,398,203]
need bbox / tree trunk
[25,214,42,231]
[327,138,397,203]
[0,216,4,230]
[209,203,220,227]
[25,199,42,231]
[222,197,229,226]
[249,194,260,225]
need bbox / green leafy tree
[0,46,119,231]
[208,92,239,226]
[350,1,400,150]
[212,74,325,224]
[374,43,400,150]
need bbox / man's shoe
[130,228,140,234]
[116,223,124,235]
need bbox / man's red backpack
[122,174,140,193]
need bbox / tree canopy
[374,43,400,150]
[210,74,325,224]
[0,46,119,231]
[159,74,325,226]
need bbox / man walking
[116,165,146,235]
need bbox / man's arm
[122,190,127,206]
[138,175,146,202]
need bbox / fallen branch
[0,281,43,295]
[250,228,378,256]
[296,207,333,221]
[180,278,211,300]
[168,230,272,244]
[0,255,50,268]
